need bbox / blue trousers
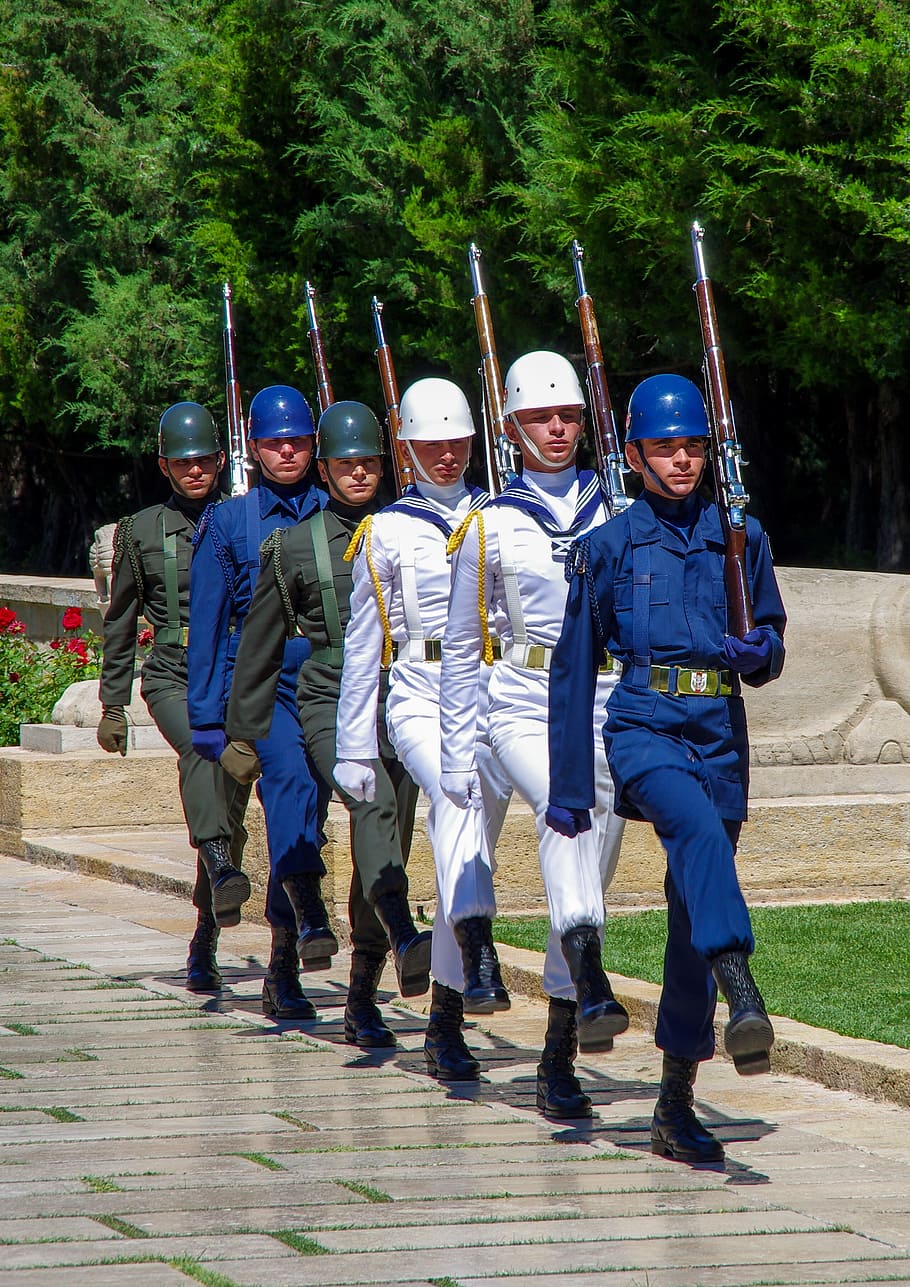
[624,766,752,1062]
[254,645,326,931]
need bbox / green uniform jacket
[226,504,374,739]
[100,495,210,705]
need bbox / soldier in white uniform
[334,377,512,1082]
[442,351,628,1119]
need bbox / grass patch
[233,1152,286,1171]
[91,1215,149,1238]
[272,1110,317,1131]
[81,1175,124,1193]
[0,1066,24,1079]
[494,900,910,1049]
[5,1022,37,1036]
[57,1048,98,1062]
[168,1260,242,1287]
[42,1106,84,1122]
[335,1179,392,1203]
[270,1229,328,1254]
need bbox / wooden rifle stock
[305,281,335,415]
[221,281,249,496]
[467,243,517,495]
[571,241,630,516]
[690,222,754,637]
[371,297,414,496]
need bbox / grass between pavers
[494,900,910,1049]
[334,1179,392,1203]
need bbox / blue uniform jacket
[548,492,786,824]
[187,479,326,728]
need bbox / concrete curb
[15,833,910,1111]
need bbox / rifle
[371,297,415,495]
[690,221,754,637]
[571,240,630,516]
[221,281,249,496]
[305,281,335,415]
[467,243,519,495]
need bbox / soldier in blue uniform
[188,385,334,1020]
[547,374,786,1165]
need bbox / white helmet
[502,351,586,417]
[398,378,476,441]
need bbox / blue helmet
[625,375,709,443]
[248,385,315,440]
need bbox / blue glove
[721,627,773,676]
[192,726,228,762]
[545,805,592,838]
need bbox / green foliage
[0,605,101,745]
[494,900,910,1049]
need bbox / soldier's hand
[220,740,262,784]
[333,758,376,803]
[192,726,228,762]
[721,626,773,676]
[440,769,483,810]
[544,804,592,838]
[97,706,128,756]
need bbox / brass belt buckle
[525,643,547,669]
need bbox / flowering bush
[0,606,102,746]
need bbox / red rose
[62,607,83,631]
[49,639,61,650]
[0,607,17,632]
[65,638,88,659]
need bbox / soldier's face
[159,453,224,500]
[507,405,584,472]
[407,438,471,486]
[317,456,382,506]
[626,437,707,498]
[250,436,313,484]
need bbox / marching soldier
[97,403,250,991]
[187,385,333,1020]
[335,377,512,1081]
[548,374,785,1163]
[442,352,628,1119]
[222,401,432,1042]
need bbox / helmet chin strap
[406,444,469,489]
[508,415,580,470]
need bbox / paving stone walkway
[1,854,908,1286]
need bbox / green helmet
[157,403,221,459]
[316,401,384,460]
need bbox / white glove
[333,758,377,803]
[440,769,483,810]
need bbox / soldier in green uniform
[97,403,250,991]
[222,401,431,1044]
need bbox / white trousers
[488,664,624,1000]
[386,664,511,992]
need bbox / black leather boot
[372,891,432,998]
[261,926,317,1020]
[711,951,774,1075]
[452,916,510,1014]
[536,998,592,1119]
[560,924,629,1052]
[651,1053,725,1163]
[344,951,396,1048]
[423,982,480,1081]
[186,910,221,993]
[281,872,339,971]
[198,837,251,928]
